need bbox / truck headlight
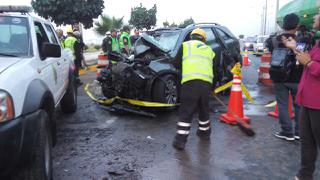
[0,90,14,122]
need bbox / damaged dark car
[97,23,242,107]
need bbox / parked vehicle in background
[0,6,77,180]
[254,35,268,55]
[243,36,257,51]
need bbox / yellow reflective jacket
[181,40,215,84]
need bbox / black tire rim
[44,127,51,179]
[164,79,177,104]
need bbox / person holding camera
[283,12,320,180]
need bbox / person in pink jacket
[283,13,320,180]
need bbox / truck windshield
[257,37,267,43]
[0,16,31,57]
[245,37,257,43]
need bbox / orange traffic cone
[220,75,250,125]
[243,48,250,66]
[268,93,295,119]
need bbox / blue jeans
[274,83,300,136]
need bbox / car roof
[0,6,49,24]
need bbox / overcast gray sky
[3,0,292,43]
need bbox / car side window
[34,22,49,59]
[44,24,58,44]
[216,28,232,41]
[203,28,217,47]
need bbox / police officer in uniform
[172,28,215,150]
[119,25,132,56]
[102,29,120,54]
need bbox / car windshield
[0,16,31,57]
[245,37,257,43]
[152,31,180,51]
[257,37,267,43]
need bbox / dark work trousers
[74,58,82,79]
[274,83,300,136]
[297,107,320,180]
[175,80,212,142]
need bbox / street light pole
[263,0,268,35]
[275,0,280,32]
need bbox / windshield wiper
[0,53,18,57]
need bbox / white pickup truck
[0,6,77,180]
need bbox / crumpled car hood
[0,57,21,74]
[134,33,170,57]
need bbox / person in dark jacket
[130,29,140,45]
[266,13,303,141]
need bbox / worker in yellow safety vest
[64,27,83,85]
[172,28,216,150]
[64,27,78,56]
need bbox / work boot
[172,135,187,150]
[197,129,211,141]
[76,78,83,86]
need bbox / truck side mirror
[42,42,61,58]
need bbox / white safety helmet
[105,31,111,35]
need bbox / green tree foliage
[178,17,195,28]
[129,4,157,30]
[94,15,124,36]
[169,22,178,28]
[31,0,104,29]
[163,20,169,28]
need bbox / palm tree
[94,15,124,36]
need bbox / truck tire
[60,76,77,113]
[13,111,53,180]
[152,74,179,110]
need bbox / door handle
[57,62,60,65]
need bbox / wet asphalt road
[52,55,320,180]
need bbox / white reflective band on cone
[198,120,210,125]
[259,73,270,79]
[177,122,191,127]
[177,130,189,135]
[231,85,242,92]
[199,127,210,131]
[98,60,109,65]
[260,62,270,68]
[233,79,241,84]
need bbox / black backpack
[269,37,295,82]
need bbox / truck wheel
[152,74,179,110]
[60,76,77,113]
[14,111,53,180]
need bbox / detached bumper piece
[84,82,178,117]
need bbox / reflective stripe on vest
[111,37,120,52]
[64,36,77,53]
[119,32,132,49]
[181,40,215,84]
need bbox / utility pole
[264,0,268,35]
[275,0,280,32]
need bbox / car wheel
[152,74,179,110]
[13,110,53,180]
[60,75,77,113]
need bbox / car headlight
[0,90,14,122]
